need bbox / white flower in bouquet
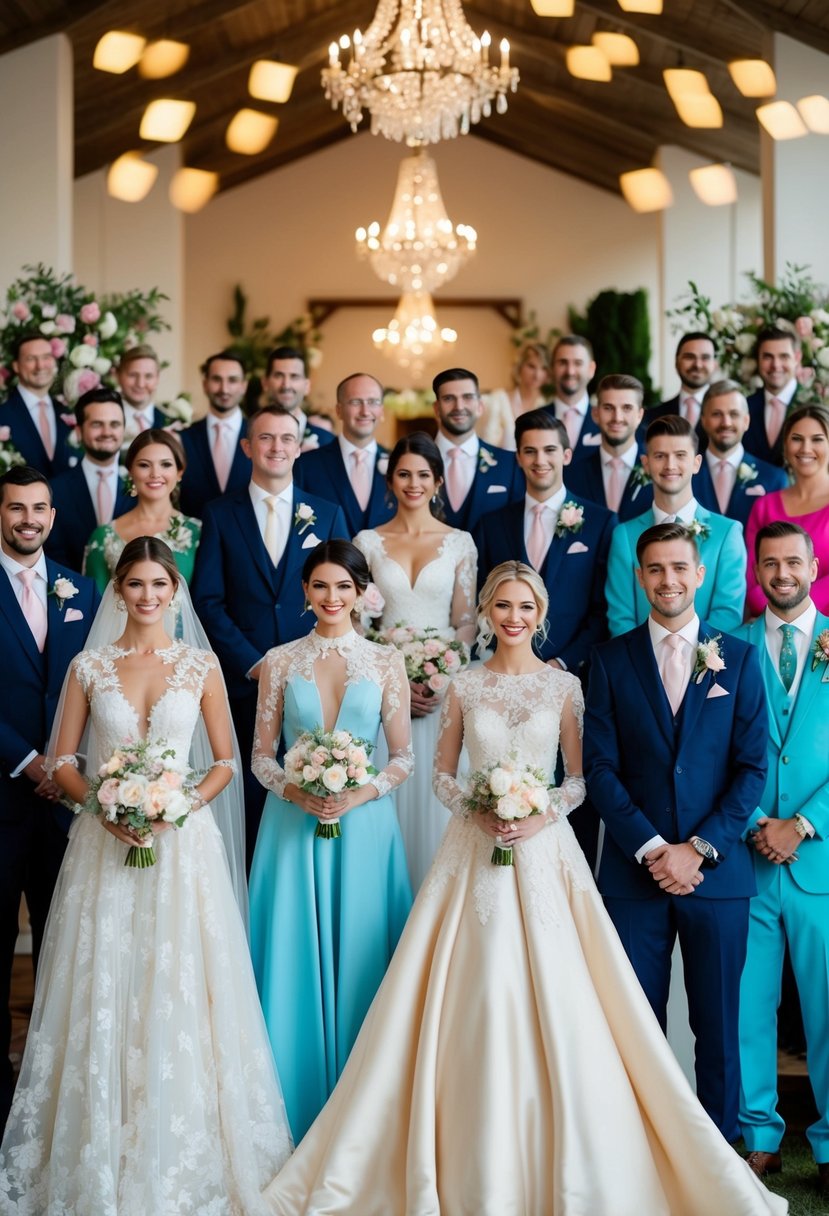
[488,767,513,797]
[162,788,190,822]
[735,332,755,355]
[321,764,348,793]
[98,310,118,340]
[119,775,149,807]
[288,726,378,839]
[69,343,97,369]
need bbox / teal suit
[606,503,746,636]
[736,611,829,1159]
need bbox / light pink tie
[606,456,625,514]
[18,569,47,653]
[563,407,581,451]
[96,469,113,525]
[714,459,731,514]
[767,397,786,448]
[662,633,686,717]
[682,396,700,429]
[212,421,233,491]
[527,503,548,571]
[37,400,55,460]
[134,412,150,433]
[351,449,371,512]
[446,447,464,513]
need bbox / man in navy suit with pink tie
[179,350,252,518]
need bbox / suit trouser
[739,867,829,1160]
[604,892,749,1142]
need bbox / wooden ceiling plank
[719,0,829,54]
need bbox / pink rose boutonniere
[811,629,829,673]
[554,501,585,538]
[49,576,80,612]
[693,636,725,684]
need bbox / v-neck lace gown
[0,642,292,1215]
[248,630,414,1143]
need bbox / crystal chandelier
[356,151,476,292]
[322,0,519,146]
[372,290,458,377]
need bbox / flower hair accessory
[693,635,725,684]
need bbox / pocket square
[706,683,729,699]
[301,532,322,549]
[566,541,589,554]
[582,432,602,446]
[486,484,507,494]
[745,485,766,496]
[64,608,84,623]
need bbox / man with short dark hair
[179,350,252,518]
[648,332,718,440]
[567,373,653,520]
[114,343,169,436]
[261,346,334,453]
[745,327,808,466]
[1,333,75,477]
[542,335,601,464]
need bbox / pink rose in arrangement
[79,301,101,324]
[50,338,68,359]
[55,313,76,334]
[422,661,438,676]
[796,366,816,387]
[428,672,449,693]
[331,748,348,760]
[82,332,99,347]
[311,748,329,768]
[302,764,321,784]
[10,301,30,322]
[97,778,121,808]
[363,583,385,615]
[0,426,10,442]
[423,639,442,658]
[0,368,10,384]
[794,315,814,339]
[443,649,462,672]
[161,769,183,789]
[559,505,583,529]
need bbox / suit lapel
[274,490,308,599]
[786,615,829,748]
[0,564,43,676]
[367,447,390,524]
[627,624,675,749]
[44,561,71,690]
[749,619,785,749]
[232,493,277,590]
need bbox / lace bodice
[252,629,414,800]
[354,529,477,644]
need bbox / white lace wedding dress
[0,642,292,1216]
[263,666,786,1216]
[353,528,477,891]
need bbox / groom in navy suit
[179,350,252,518]
[585,522,768,1140]
[192,405,348,864]
[0,465,99,1129]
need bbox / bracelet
[792,813,809,840]
[189,788,207,812]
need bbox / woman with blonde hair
[481,340,551,449]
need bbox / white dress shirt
[435,431,478,505]
[552,396,589,422]
[652,497,700,526]
[18,384,57,451]
[0,547,49,776]
[600,441,638,501]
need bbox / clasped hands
[476,809,554,843]
[751,816,800,866]
[643,842,704,896]
[286,783,367,822]
[409,679,443,718]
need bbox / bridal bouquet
[80,739,195,868]
[369,623,469,696]
[284,726,377,839]
[465,761,553,866]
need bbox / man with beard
[261,346,334,453]
[735,521,829,1195]
[0,466,99,1130]
[647,332,717,444]
[47,387,132,570]
[179,351,252,518]
[692,381,787,529]
[2,333,76,478]
[567,373,653,520]
[541,335,601,465]
[745,327,809,467]
[431,367,523,533]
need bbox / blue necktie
[778,623,796,693]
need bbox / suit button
[781,794,789,802]
[782,707,789,716]
[782,756,790,764]
[676,766,682,774]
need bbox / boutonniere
[376,453,389,477]
[629,462,652,501]
[554,501,585,537]
[686,517,711,541]
[478,448,497,474]
[811,629,829,672]
[693,635,725,684]
[294,502,316,534]
[49,576,80,611]
[300,433,320,453]
[0,427,25,474]
[59,412,78,429]
[736,461,758,486]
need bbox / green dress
[83,514,202,593]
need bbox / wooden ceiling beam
[719,0,829,57]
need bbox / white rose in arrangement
[816,347,829,370]
[69,343,97,368]
[488,767,513,797]
[496,792,530,820]
[735,332,755,355]
[321,764,348,793]
[39,320,56,336]
[526,785,550,813]
[331,730,352,750]
[811,308,829,326]
[163,789,190,821]
[93,357,112,376]
[166,396,193,424]
[296,502,314,522]
[711,309,729,332]
[302,764,321,784]
[98,311,118,340]
[119,775,150,807]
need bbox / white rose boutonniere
[629,463,652,501]
[554,501,585,538]
[693,635,725,684]
[49,576,80,611]
[376,453,389,477]
[686,517,711,542]
[736,462,759,486]
[294,502,317,535]
[478,448,497,474]
[300,433,320,453]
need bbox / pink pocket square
[64,608,84,623]
[745,485,766,497]
[566,541,589,555]
[706,683,729,699]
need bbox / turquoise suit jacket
[606,503,746,637]
[736,612,829,895]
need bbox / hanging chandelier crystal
[372,290,458,377]
[356,151,476,292]
[322,0,519,146]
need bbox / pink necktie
[714,459,731,514]
[212,421,233,491]
[96,469,113,525]
[606,456,625,513]
[527,503,548,571]
[351,449,371,511]
[564,407,581,451]
[767,397,786,448]
[682,397,699,429]
[18,569,47,653]
[446,448,464,512]
[37,400,55,460]
[134,412,150,433]
[662,633,686,716]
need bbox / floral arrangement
[284,727,377,838]
[382,388,435,419]
[812,629,829,673]
[368,624,468,695]
[225,285,322,378]
[669,264,829,402]
[0,264,170,405]
[0,425,25,473]
[693,636,725,685]
[465,760,553,866]
[80,739,195,868]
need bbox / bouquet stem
[315,819,342,840]
[125,843,157,868]
[491,843,514,866]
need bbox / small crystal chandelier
[322,0,519,146]
[356,151,476,292]
[373,290,458,377]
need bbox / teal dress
[83,513,201,593]
[249,629,413,1142]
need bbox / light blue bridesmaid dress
[248,630,413,1142]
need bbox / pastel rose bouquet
[284,726,377,839]
[79,738,196,868]
[465,760,553,866]
[368,623,469,697]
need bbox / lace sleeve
[550,678,586,819]
[450,532,477,648]
[372,648,414,797]
[251,646,290,797]
[432,679,469,818]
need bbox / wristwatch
[688,835,720,868]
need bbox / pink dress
[745,490,829,616]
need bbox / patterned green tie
[778,623,796,693]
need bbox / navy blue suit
[1,388,76,478]
[441,440,524,532]
[301,422,336,451]
[584,622,768,1139]
[191,485,348,863]
[294,442,395,536]
[644,394,706,449]
[566,443,654,522]
[744,388,808,466]
[46,465,132,572]
[0,560,99,1126]
[540,403,602,466]
[178,416,252,519]
[475,492,615,674]
[692,454,788,530]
